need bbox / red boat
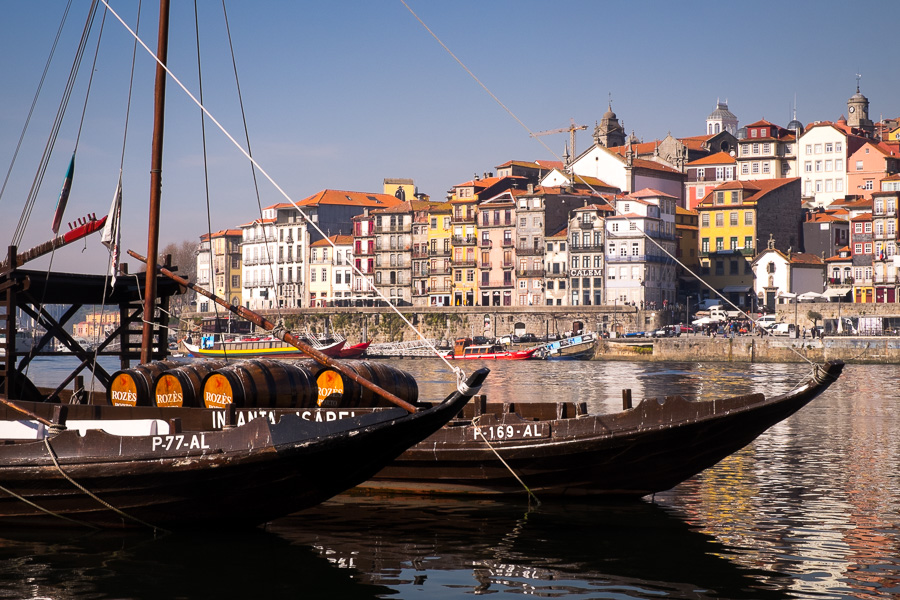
[338,341,370,359]
[445,338,537,360]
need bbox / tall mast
[141,0,170,363]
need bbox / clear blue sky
[1,0,897,274]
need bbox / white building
[604,189,678,307]
[544,227,568,305]
[240,216,277,310]
[797,121,867,207]
[751,239,826,310]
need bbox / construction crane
[530,118,587,162]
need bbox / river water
[3,357,899,599]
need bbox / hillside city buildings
[193,85,900,318]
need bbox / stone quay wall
[597,335,900,364]
[186,305,663,345]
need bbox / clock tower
[847,76,874,135]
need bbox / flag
[51,153,75,234]
[101,173,122,289]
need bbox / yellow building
[697,178,801,308]
[425,203,452,306]
[72,311,120,339]
[205,229,243,306]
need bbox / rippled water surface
[5,358,899,599]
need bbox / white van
[771,323,794,336]
[757,315,777,329]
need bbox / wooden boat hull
[183,339,345,359]
[446,348,537,360]
[0,368,488,528]
[358,360,844,498]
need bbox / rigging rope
[14,0,100,248]
[99,0,465,380]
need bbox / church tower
[847,78,874,135]
[593,103,626,148]
[706,100,738,136]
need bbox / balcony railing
[429,263,451,275]
[427,284,454,293]
[479,239,492,248]
[516,244,544,256]
[429,246,451,257]
[452,235,477,246]
[451,214,475,224]
[374,224,411,233]
[545,268,568,278]
[451,259,477,267]
[516,268,545,278]
[569,243,604,252]
[480,279,514,288]
[412,249,430,258]
[828,277,854,286]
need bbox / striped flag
[101,173,123,288]
[51,153,75,234]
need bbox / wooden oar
[0,215,107,275]
[128,250,419,414]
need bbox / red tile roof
[296,189,404,208]
[686,151,736,166]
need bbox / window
[856,160,864,171]
[763,143,771,154]
[730,212,738,226]
[715,260,724,275]
[825,180,833,192]
[716,237,724,251]
[730,260,738,274]
[825,142,833,153]
[836,179,844,192]
[762,162,770,174]
[701,238,709,253]
[741,163,750,175]
[715,213,724,227]
[865,222,872,233]
[716,191,725,205]
[752,162,760,174]
[836,142,842,153]
[835,159,843,171]
[730,237,738,250]
[697,168,705,179]
[814,144,822,154]
[701,213,710,227]
[744,212,753,225]
[632,243,639,256]
[696,185,705,198]
[805,144,812,154]
[815,160,823,172]
[744,236,753,249]
[804,161,812,173]
[864,180,874,191]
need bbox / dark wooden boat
[357,360,844,498]
[0,367,486,529]
[0,0,486,529]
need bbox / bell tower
[847,75,874,135]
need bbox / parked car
[623,331,647,338]
[518,333,538,344]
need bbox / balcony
[452,235,477,246]
[516,244,544,256]
[429,263,451,275]
[545,268,568,278]
[479,239,492,248]
[451,213,475,224]
[412,249,430,258]
[828,277,853,287]
[430,246,451,257]
[480,279,514,288]
[451,258,477,268]
[428,284,454,293]
[516,268,545,278]
[569,242,604,252]
[374,224,411,233]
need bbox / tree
[807,310,822,328]
[159,239,199,320]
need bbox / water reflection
[273,494,792,599]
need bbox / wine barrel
[153,360,228,408]
[200,359,317,409]
[312,360,418,408]
[107,360,182,407]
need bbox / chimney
[527,183,534,193]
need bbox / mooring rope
[43,436,169,534]
[472,415,540,507]
[0,482,99,529]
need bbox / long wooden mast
[141,0,171,364]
